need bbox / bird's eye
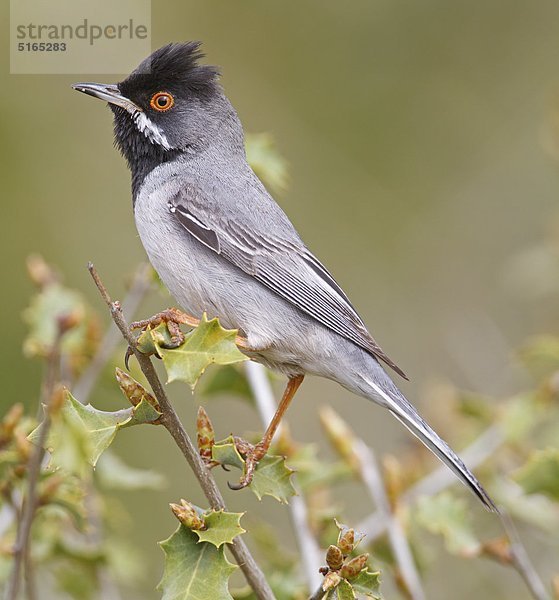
[150,92,174,112]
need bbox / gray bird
[73,42,496,509]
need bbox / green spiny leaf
[125,397,162,427]
[28,392,130,475]
[212,437,296,503]
[22,281,100,378]
[351,569,383,599]
[248,454,296,503]
[195,510,246,548]
[211,437,245,470]
[23,283,86,358]
[141,315,247,388]
[327,579,355,600]
[158,525,237,600]
[136,323,169,358]
[415,492,480,556]
[515,448,559,501]
[29,391,160,475]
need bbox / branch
[73,263,152,403]
[5,329,62,600]
[72,265,152,600]
[355,440,425,600]
[356,425,549,600]
[244,361,323,591]
[498,511,550,600]
[308,584,326,600]
[88,264,274,600]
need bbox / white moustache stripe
[132,111,172,150]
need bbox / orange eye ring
[150,92,174,112]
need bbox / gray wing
[168,186,407,379]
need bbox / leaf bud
[326,544,344,570]
[115,368,159,409]
[169,499,206,530]
[48,385,66,415]
[197,406,215,462]
[340,553,369,580]
[322,571,342,592]
[337,527,355,555]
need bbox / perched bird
[73,42,496,509]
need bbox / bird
[72,42,496,510]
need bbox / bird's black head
[73,42,242,199]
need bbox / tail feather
[365,377,498,512]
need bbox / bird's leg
[229,374,304,490]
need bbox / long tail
[362,373,498,512]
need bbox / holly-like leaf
[415,492,480,556]
[136,322,170,357]
[351,569,383,599]
[195,510,246,548]
[138,315,247,388]
[22,282,100,377]
[327,579,355,600]
[212,437,296,503]
[515,448,559,501]
[158,525,237,600]
[212,438,245,470]
[125,397,162,426]
[249,455,296,503]
[29,391,160,475]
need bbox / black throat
[111,106,182,205]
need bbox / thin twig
[73,263,152,403]
[5,331,62,600]
[355,425,549,600]
[308,584,326,600]
[73,263,152,600]
[499,511,550,600]
[244,361,323,591]
[357,424,503,539]
[88,263,275,600]
[355,440,425,600]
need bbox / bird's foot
[228,437,269,490]
[130,307,200,348]
[125,308,200,368]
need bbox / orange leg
[229,374,304,490]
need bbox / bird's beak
[71,82,140,113]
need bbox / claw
[124,346,134,370]
[227,480,246,491]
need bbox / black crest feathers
[121,42,219,97]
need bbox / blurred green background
[2,1,559,598]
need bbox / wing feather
[168,189,407,379]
